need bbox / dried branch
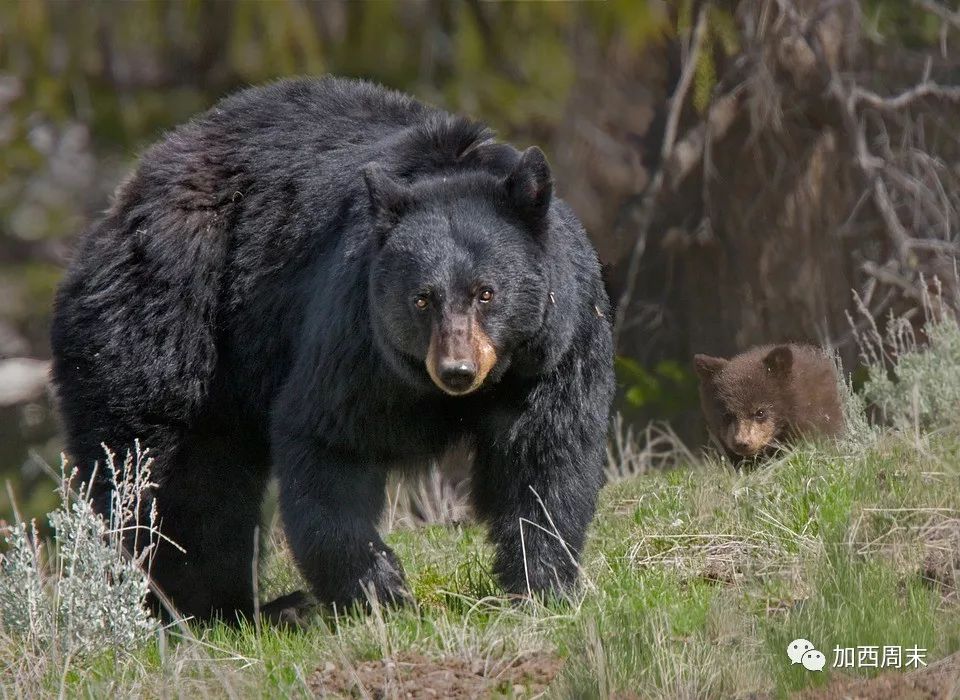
[803,3,923,270]
[666,89,743,191]
[913,0,960,31]
[861,261,924,301]
[871,178,915,265]
[852,82,960,111]
[908,239,960,254]
[772,0,960,317]
[612,4,710,347]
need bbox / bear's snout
[438,359,477,392]
[426,312,497,395]
[725,418,776,457]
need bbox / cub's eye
[477,288,494,304]
[722,411,735,424]
[754,408,766,421]
[414,294,431,310]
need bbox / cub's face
[694,346,794,459]
[714,397,781,459]
[365,147,553,395]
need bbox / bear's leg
[273,436,409,611]
[146,436,270,623]
[472,362,611,599]
[59,420,199,618]
[61,409,175,519]
[65,423,265,622]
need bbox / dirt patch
[795,652,960,699]
[309,651,563,699]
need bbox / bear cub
[694,344,843,462]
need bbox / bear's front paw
[260,590,316,629]
[496,553,579,602]
[357,544,412,609]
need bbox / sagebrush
[0,444,159,662]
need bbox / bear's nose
[438,360,477,393]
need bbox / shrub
[856,282,960,433]
[0,444,160,659]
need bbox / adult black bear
[51,77,614,621]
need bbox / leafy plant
[615,356,699,420]
[0,446,160,659]
[857,286,960,433]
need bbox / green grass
[5,423,959,698]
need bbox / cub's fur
[694,344,843,462]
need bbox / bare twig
[613,4,710,347]
[861,261,924,301]
[770,0,960,314]
[907,239,960,254]
[871,178,916,265]
[913,0,960,31]
[666,88,744,191]
[852,82,960,111]
[801,2,924,274]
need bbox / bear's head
[693,345,795,459]
[365,146,555,396]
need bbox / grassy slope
[32,423,960,699]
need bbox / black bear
[694,344,843,463]
[50,77,614,621]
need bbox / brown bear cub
[694,344,844,463]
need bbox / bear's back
[207,77,432,152]
[783,345,844,437]
[177,77,507,180]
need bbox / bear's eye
[414,294,431,310]
[477,288,494,304]
[755,408,766,421]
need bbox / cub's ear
[763,345,793,377]
[504,146,553,226]
[362,164,412,241]
[693,354,727,380]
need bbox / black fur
[50,77,614,621]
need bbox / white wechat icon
[787,639,826,671]
[801,649,826,671]
[787,639,815,665]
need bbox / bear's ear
[763,345,793,377]
[693,354,727,380]
[362,164,412,241]
[504,146,553,227]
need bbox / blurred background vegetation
[1,0,958,525]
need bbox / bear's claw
[259,590,316,629]
[359,545,413,608]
